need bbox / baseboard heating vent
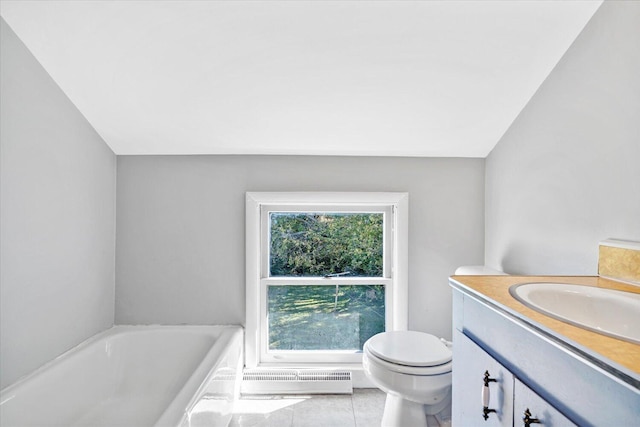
[241,369,353,394]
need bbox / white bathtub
[0,325,243,427]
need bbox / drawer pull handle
[482,370,497,420]
[524,408,541,426]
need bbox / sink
[509,283,640,344]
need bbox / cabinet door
[452,329,514,427]
[513,379,576,427]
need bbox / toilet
[363,266,505,426]
[363,331,452,427]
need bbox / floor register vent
[241,369,353,394]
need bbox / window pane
[268,285,385,351]
[269,213,383,277]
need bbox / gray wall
[0,20,116,388]
[485,1,640,275]
[115,156,484,339]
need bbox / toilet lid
[366,331,452,367]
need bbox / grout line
[350,392,357,427]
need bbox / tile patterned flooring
[230,389,444,427]
[230,389,385,427]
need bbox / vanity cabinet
[453,329,574,427]
[451,283,640,427]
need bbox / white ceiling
[0,0,602,157]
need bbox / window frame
[245,192,408,368]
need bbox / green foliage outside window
[267,212,386,351]
[269,212,384,277]
[268,285,385,350]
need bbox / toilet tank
[454,265,507,275]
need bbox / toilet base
[381,394,427,427]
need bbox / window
[246,192,408,367]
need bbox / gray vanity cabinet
[452,329,574,427]
[451,282,639,426]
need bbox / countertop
[449,275,640,384]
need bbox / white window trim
[245,192,408,368]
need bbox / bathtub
[0,325,243,427]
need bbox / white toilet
[362,331,452,427]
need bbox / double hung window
[246,192,408,367]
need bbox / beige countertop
[449,275,640,380]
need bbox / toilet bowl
[363,331,452,427]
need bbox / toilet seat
[364,331,452,376]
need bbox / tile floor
[230,389,443,427]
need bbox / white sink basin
[509,283,640,344]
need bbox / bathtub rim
[155,325,244,426]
